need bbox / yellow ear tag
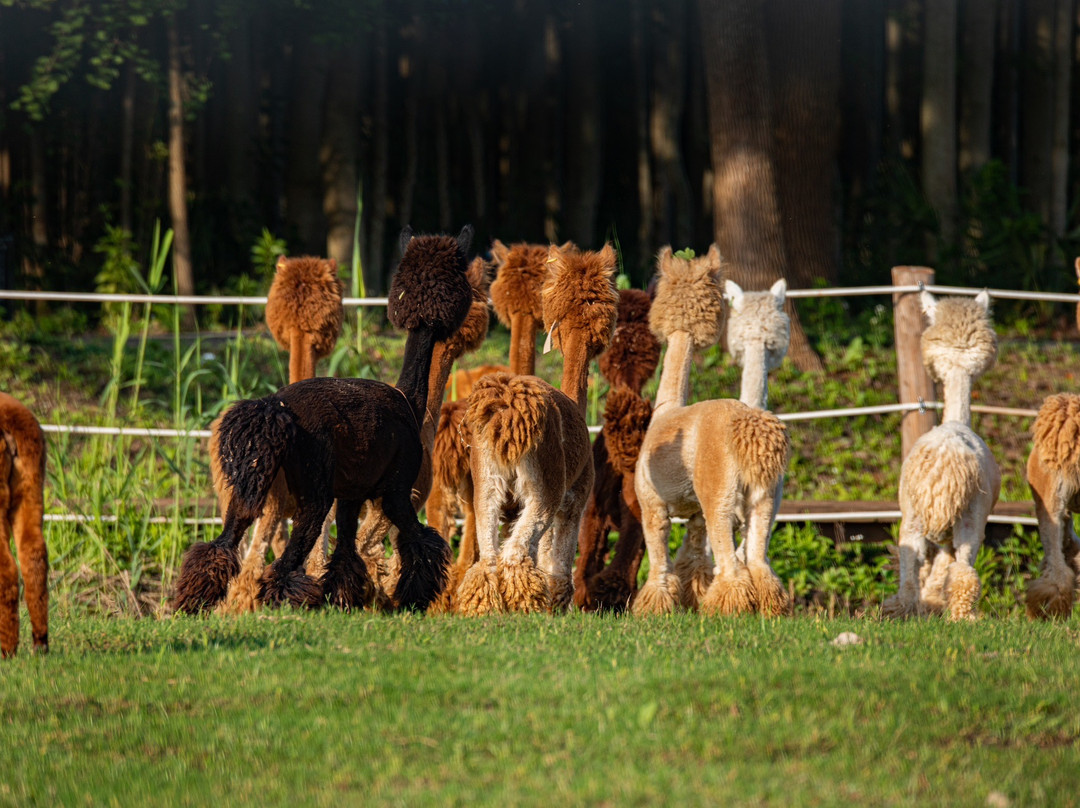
[543,321,559,354]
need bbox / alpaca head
[488,240,553,330]
[724,278,790,373]
[598,289,661,392]
[920,290,997,382]
[541,242,620,360]
[648,244,724,348]
[265,255,344,355]
[388,225,474,340]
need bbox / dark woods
[0,0,1078,365]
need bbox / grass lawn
[2,611,1078,807]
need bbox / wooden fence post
[892,266,937,460]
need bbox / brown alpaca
[428,241,552,611]
[215,255,344,613]
[633,247,792,617]
[455,243,619,614]
[1024,394,1080,618]
[0,393,48,658]
[573,289,660,612]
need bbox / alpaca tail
[730,408,790,490]
[602,389,653,477]
[1032,393,1080,487]
[465,372,551,468]
[899,428,984,538]
[215,397,297,523]
[432,400,471,503]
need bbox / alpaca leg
[173,509,256,614]
[321,499,374,610]
[12,492,48,653]
[631,477,681,616]
[221,487,288,615]
[1026,486,1077,619]
[740,481,789,617]
[674,514,713,610]
[589,498,644,613]
[354,501,395,610]
[304,500,335,580]
[433,480,476,614]
[882,520,927,618]
[945,511,983,621]
[456,458,510,615]
[699,506,755,617]
[259,495,330,608]
[383,490,451,613]
[573,494,610,610]
[501,489,555,614]
[0,513,18,658]
[544,468,592,612]
[918,545,953,615]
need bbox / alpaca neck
[423,338,460,446]
[941,368,973,426]
[509,313,539,376]
[560,330,592,414]
[288,331,315,384]
[739,343,769,410]
[396,327,438,424]
[653,330,694,414]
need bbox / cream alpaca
[633,248,791,617]
[883,291,1000,620]
[455,244,619,614]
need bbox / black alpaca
[173,226,474,614]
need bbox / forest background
[1,0,1080,369]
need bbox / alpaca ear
[702,243,722,274]
[546,243,564,269]
[327,258,338,275]
[725,280,744,311]
[275,255,288,271]
[598,242,618,275]
[974,289,991,311]
[920,290,937,322]
[558,240,576,252]
[457,224,474,256]
[770,278,787,306]
[491,239,509,264]
[657,246,673,269]
[399,226,415,256]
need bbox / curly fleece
[921,296,997,382]
[466,372,554,467]
[598,289,660,392]
[489,241,551,329]
[439,256,494,359]
[265,256,344,356]
[1033,393,1080,480]
[603,389,653,477]
[730,406,790,489]
[541,242,620,358]
[388,230,474,340]
[648,244,724,348]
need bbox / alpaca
[0,393,48,658]
[671,275,792,609]
[573,288,660,612]
[632,247,791,617]
[446,364,510,402]
[882,291,1000,620]
[214,255,344,612]
[455,243,619,614]
[428,241,553,610]
[173,226,474,614]
[1020,395,1080,618]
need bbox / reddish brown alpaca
[455,243,619,614]
[573,289,660,612]
[0,393,48,658]
[428,241,551,610]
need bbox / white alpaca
[883,291,1000,620]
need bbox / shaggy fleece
[648,244,724,348]
[603,389,653,477]
[388,226,474,340]
[265,256,344,356]
[599,313,660,393]
[730,406,790,489]
[1032,393,1080,481]
[899,423,986,539]
[489,241,551,328]
[541,242,620,359]
[466,373,554,468]
[921,295,998,382]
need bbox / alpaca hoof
[881,590,921,619]
[32,634,48,655]
[429,562,469,615]
[498,557,551,613]
[945,565,980,621]
[217,564,263,615]
[1025,574,1077,620]
[393,526,451,612]
[699,567,756,616]
[748,564,790,617]
[456,563,506,616]
[588,568,635,614]
[674,554,714,611]
[321,553,375,612]
[258,564,324,609]
[548,574,574,613]
[631,575,681,616]
[173,542,240,614]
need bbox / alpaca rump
[0,393,48,658]
[1032,394,1080,483]
[898,426,987,540]
[466,374,553,468]
[265,255,344,379]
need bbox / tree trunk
[921,0,959,249]
[631,0,653,261]
[321,48,363,270]
[699,0,821,371]
[166,18,195,319]
[367,18,389,294]
[284,35,329,255]
[959,0,997,174]
[1020,0,1059,229]
[1049,0,1073,237]
[564,2,602,247]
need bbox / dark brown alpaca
[173,226,474,614]
[0,393,48,658]
[428,241,551,611]
[455,243,619,614]
[573,289,660,612]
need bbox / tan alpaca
[632,247,791,617]
[883,291,1000,620]
[671,277,792,609]
[1024,394,1080,618]
[455,243,619,614]
[215,255,343,613]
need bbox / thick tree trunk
[959,0,997,174]
[284,36,329,256]
[921,0,959,248]
[166,19,195,318]
[321,48,363,270]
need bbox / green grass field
[3,611,1078,807]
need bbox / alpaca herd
[5,227,1080,656]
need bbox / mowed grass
[3,611,1079,807]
